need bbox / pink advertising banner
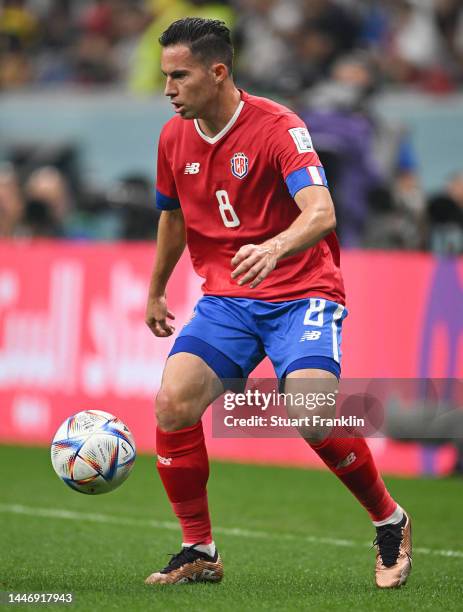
[0,240,461,475]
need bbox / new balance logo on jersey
[300,330,322,342]
[157,455,172,466]
[184,162,200,174]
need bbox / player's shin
[156,421,213,544]
[308,434,398,523]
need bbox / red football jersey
[156,90,345,304]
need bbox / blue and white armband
[285,166,328,198]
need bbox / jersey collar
[194,99,245,145]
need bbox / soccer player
[144,17,412,588]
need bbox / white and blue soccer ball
[51,410,136,495]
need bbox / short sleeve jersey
[156,90,345,304]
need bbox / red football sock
[309,435,397,522]
[156,421,212,544]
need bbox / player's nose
[164,77,177,97]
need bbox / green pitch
[1,445,462,611]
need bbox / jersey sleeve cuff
[156,189,181,211]
[285,166,328,198]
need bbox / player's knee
[287,403,334,444]
[155,387,198,432]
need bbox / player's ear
[212,62,228,84]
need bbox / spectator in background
[427,171,463,254]
[128,0,235,94]
[434,0,463,83]
[363,122,427,250]
[22,166,73,237]
[292,0,360,90]
[366,0,463,92]
[234,0,360,96]
[73,0,119,85]
[112,1,151,82]
[34,0,75,85]
[299,51,426,247]
[233,0,301,94]
[0,32,32,88]
[106,175,160,240]
[0,0,38,89]
[4,141,156,241]
[0,164,24,237]
[0,0,38,44]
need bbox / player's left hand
[231,242,279,288]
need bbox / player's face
[161,45,218,119]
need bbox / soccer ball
[51,410,136,495]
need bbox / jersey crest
[230,152,249,179]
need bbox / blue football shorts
[168,295,348,380]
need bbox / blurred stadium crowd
[1,0,463,250]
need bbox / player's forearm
[268,194,336,261]
[148,210,186,297]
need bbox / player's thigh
[157,352,224,429]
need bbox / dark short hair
[159,17,233,74]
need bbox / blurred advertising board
[0,241,461,475]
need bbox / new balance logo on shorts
[300,330,322,342]
[157,455,172,466]
[184,162,200,174]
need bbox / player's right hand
[145,295,176,337]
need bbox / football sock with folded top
[308,435,397,523]
[156,421,213,544]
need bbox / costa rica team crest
[231,152,249,179]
